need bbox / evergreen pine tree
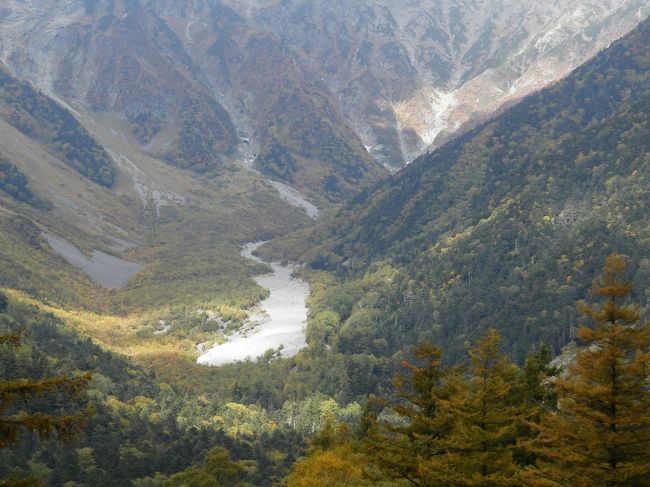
[0,336,93,447]
[0,294,93,484]
[364,343,457,486]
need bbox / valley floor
[197,241,309,366]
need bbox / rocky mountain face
[151,0,383,201]
[0,0,646,307]
[0,0,646,192]
[0,62,116,186]
[224,0,649,166]
[0,0,384,201]
[0,0,238,174]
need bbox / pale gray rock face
[44,233,142,289]
[0,0,647,173]
[0,0,237,173]
[217,0,649,165]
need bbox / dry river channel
[197,241,310,366]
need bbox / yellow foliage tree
[523,254,650,486]
[430,329,526,486]
[285,420,376,487]
[284,444,372,487]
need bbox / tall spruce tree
[523,254,650,486]
[0,369,92,448]
[0,292,93,483]
[365,332,529,486]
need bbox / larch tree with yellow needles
[523,254,650,486]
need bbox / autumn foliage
[523,254,650,486]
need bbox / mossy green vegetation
[161,95,238,173]
[105,167,312,312]
[0,214,98,308]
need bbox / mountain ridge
[1,0,646,187]
[273,16,650,367]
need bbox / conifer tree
[0,369,92,448]
[523,254,650,486]
[364,343,457,486]
[366,333,528,486]
[431,329,527,486]
[514,346,558,468]
[520,345,557,411]
[165,446,252,487]
[0,292,93,481]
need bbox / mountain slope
[0,0,387,201]
[0,63,116,186]
[151,0,387,202]
[1,0,644,197]
[0,0,237,173]
[224,0,650,165]
[0,69,313,312]
[283,17,650,365]
[0,293,303,486]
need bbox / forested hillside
[0,65,116,187]
[3,254,648,486]
[283,255,650,486]
[273,17,650,372]
[0,292,309,486]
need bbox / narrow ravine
[268,180,320,219]
[237,140,320,220]
[197,241,310,366]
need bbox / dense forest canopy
[0,293,306,486]
[284,256,650,486]
[278,17,650,369]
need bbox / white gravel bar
[197,241,309,366]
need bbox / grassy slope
[0,102,312,305]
